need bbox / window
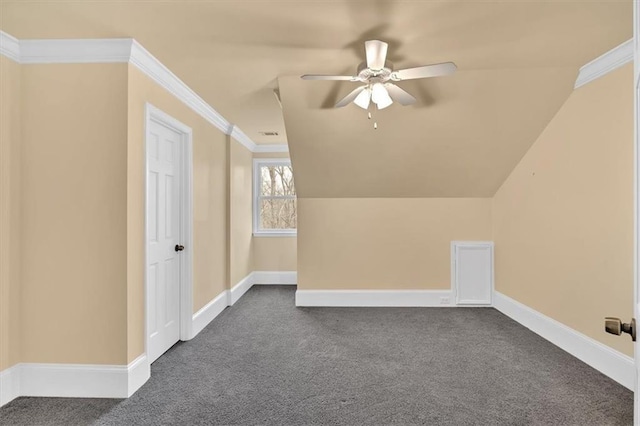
[253,159,296,236]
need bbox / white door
[147,119,182,364]
[452,242,493,305]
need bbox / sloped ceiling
[280,67,577,198]
[0,0,632,196]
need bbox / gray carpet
[0,286,633,425]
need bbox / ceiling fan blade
[365,40,388,70]
[384,83,417,106]
[301,74,357,81]
[335,86,367,108]
[392,62,457,80]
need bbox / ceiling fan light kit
[301,39,457,119]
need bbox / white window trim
[253,158,297,237]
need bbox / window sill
[253,232,297,238]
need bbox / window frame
[253,158,297,237]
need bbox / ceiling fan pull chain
[367,110,377,129]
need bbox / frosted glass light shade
[371,82,393,109]
[371,83,385,103]
[376,95,393,109]
[353,87,371,109]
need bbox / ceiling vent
[259,131,279,136]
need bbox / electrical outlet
[440,297,450,305]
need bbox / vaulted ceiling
[0,0,632,197]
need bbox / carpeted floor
[0,285,633,425]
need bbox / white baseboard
[229,274,254,305]
[2,283,631,406]
[493,291,634,391]
[0,364,20,406]
[295,289,452,307]
[189,270,297,340]
[0,355,150,406]
[126,354,150,397]
[191,290,229,339]
[228,271,297,306]
[0,271,292,406]
[187,270,298,339]
[19,363,129,398]
[253,271,297,285]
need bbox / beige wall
[3,45,631,373]
[493,63,634,357]
[251,151,298,273]
[253,237,297,272]
[298,198,492,289]
[127,65,229,361]
[20,64,129,364]
[0,56,22,370]
[1,59,267,368]
[230,139,254,284]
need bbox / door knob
[604,317,636,341]
[175,244,185,252]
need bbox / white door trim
[633,1,639,422]
[451,241,494,306]
[144,103,194,361]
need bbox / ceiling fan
[301,40,457,110]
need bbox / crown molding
[0,30,288,154]
[228,126,289,153]
[253,143,290,153]
[230,125,258,152]
[20,38,133,64]
[129,40,233,137]
[0,31,20,62]
[574,38,633,89]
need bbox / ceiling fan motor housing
[357,61,394,83]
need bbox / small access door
[451,241,493,306]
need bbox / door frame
[144,103,194,360]
[634,1,639,422]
